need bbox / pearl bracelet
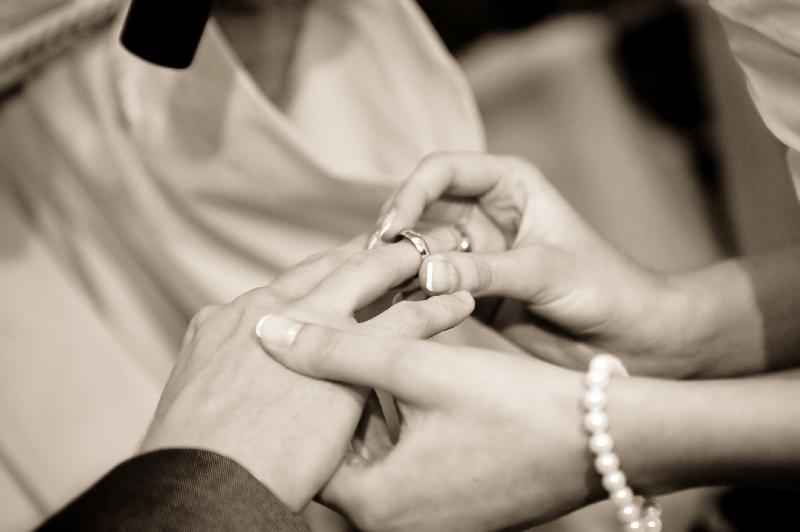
[583,354,662,531]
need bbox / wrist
[607,374,800,494]
[140,408,318,513]
[663,261,763,378]
[609,268,702,378]
[544,368,609,506]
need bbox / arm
[369,152,800,379]
[38,450,308,532]
[666,245,800,377]
[39,231,474,529]
[257,317,800,530]
[608,369,800,496]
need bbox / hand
[260,319,800,530]
[374,152,697,377]
[256,317,599,531]
[141,229,475,511]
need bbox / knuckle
[473,258,495,292]
[191,304,221,329]
[419,152,454,174]
[392,301,428,331]
[499,154,531,172]
[301,247,350,270]
[345,249,392,275]
[302,329,342,376]
[232,286,280,317]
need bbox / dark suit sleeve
[38,449,310,531]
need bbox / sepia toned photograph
[1,0,798,530]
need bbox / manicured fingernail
[255,314,303,348]
[376,208,396,242]
[379,197,395,217]
[424,260,457,294]
[366,231,381,250]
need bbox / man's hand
[141,229,474,512]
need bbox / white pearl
[583,388,608,410]
[642,500,662,518]
[618,504,641,523]
[585,370,610,389]
[611,487,634,507]
[624,521,643,531]
[583,410,609,433]
[595,452,620,475]
[590,354,618,373]
[590,432,614,454]
[643,518,662,531]
[602,471,627,492]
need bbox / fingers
[267,234,368,301]
[297,226,461,315]
[420,248,551,300]
[350,392,393,463]
[180,304,221,352]
[377,152,522,242]
[255,317,439,401]
[320,458,386,531]
[362,291,475,339]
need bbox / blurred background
[1,0,799,530]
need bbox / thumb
[420,247,558,300]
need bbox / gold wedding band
[394,228,431,263]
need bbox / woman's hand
[374,152,699,377]
[141,229,474,512]
[259,318,800,531]
[257,316,600,531]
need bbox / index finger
[296,225,462,315]
[380,152,522,242]
[256,317,446,403]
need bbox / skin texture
[140,229,473,512]
[374,151,800,378]
[259,319,800,531]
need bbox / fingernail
[376,208,396,242]
[255,314,303,348]
[424,260,457,294]
[366,231,381,250]
[379,197,394,217]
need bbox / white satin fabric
[0,0,485,524]
[711,0,800,200]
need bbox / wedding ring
[394,228,431,263]
[454,223,472,253]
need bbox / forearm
[608,372,800,495]
[665,245,800,377]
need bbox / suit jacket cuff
[38,448,310,531]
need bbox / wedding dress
[0,0,485,526]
